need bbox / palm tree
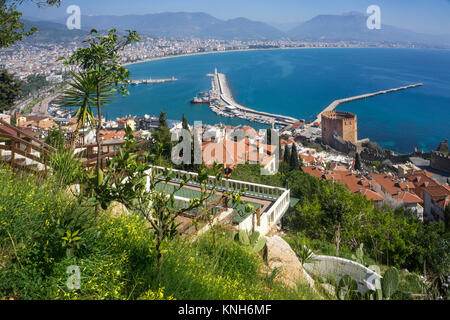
[58,71,113,149]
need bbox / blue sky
[19,0,450,35]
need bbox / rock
[107,201,130,217]
[265,235,303,288]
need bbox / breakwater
[129,77,178,85]
[315,83,423,123]
[208,69,299,126]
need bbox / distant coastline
[122,45,445,68]
[122,47,308,67]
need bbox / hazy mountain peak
[341,11,365,17]
[288,12,450,47]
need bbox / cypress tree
[355,152,362,171]
[290,143,300,170]
[278,138,283,161]
[445,205,450,234]
[283,145,291,164]
[159,111,168,128]
[266,129,272,146]
[182,113,189,131]
[155,111,171,158]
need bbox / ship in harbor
[190,91,211,104]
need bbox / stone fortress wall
[431,151,450,174]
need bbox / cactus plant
[232,230,266,254]
[239,230,250,246]
[252,237,267,253]
[381,267,400,299]
[351,243,365,265]
[352,243,364,264]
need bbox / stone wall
[431,151,450,174]
[303,255,382,294]
[325,134,357,155]
[360,149,431,165]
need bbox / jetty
[208,68,299,126]
[129,77,178,85]
[314,83,423,124]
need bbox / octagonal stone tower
[321,111,358,146]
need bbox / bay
[105,48,450,154]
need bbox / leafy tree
[62,29,140,173]
[0,0,60,112]
[0,68,21,112]
[0,1,61,48]
[19,74,49,98]
[45,125,65,149]
[322,185,354,256]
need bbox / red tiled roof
[302,166,385,202]
[300,154,315,164]
[393,191,423,204]
[362,189,385,201]
[301,166,324,179]
[100,130,125,141]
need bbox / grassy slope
[0,166,321,300]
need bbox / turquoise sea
[105,48,450,154]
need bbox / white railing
[149,165,291,236]
[151,165,285,201]
[239,188,290,236]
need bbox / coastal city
[0,36,428,80]
[1,0,450,305]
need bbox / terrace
[150,166,291,236]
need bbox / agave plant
[336,275,361,300]
[290,233,314,265]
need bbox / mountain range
[20,11,450,47]
[22,19,87,43]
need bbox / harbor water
[105,48,450,153]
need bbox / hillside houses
[407,171,450,222]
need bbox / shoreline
[122,46,383,67]
[123,47,308,67]
[122,45,449,68]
